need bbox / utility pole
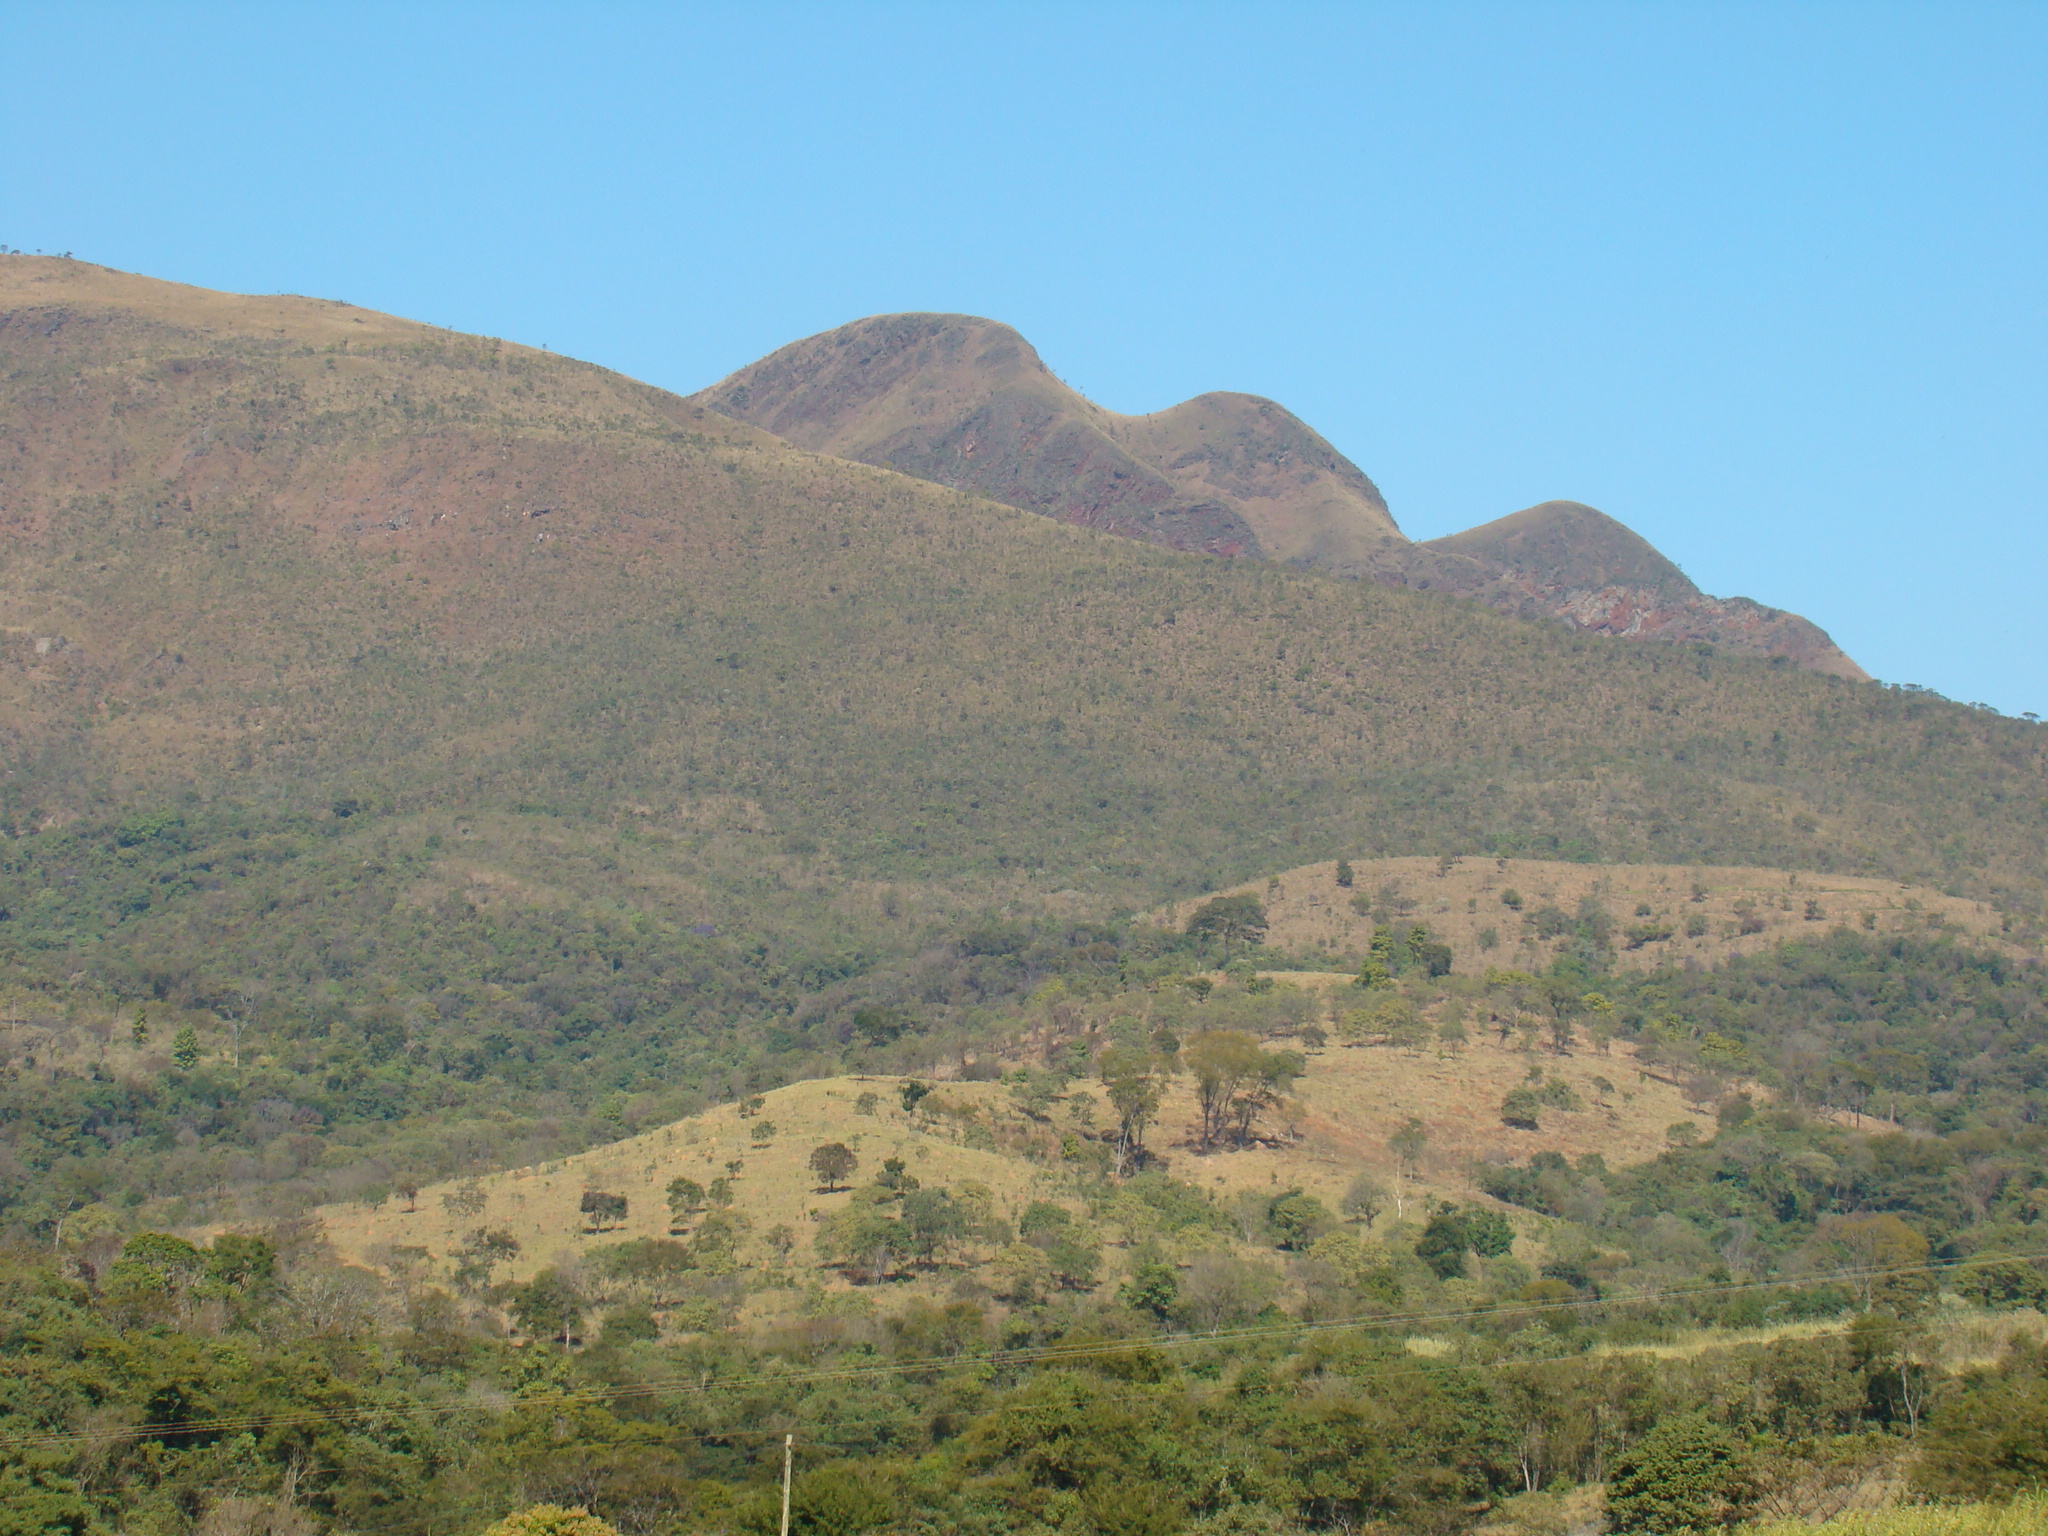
[779,1434,795,1536]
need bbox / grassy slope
[2,257,2042,927]
[1160,856,2038,975]
[316,1018,1713,1293]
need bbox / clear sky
[6,3,2043,713]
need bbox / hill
[314,1031,1712,1299]
[699,313,1867,675]
[690,311,1402,566]
[1158,856,2034,976]
[1410,501,1866,678]
[3,254,2046,1231]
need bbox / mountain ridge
[1,255,2035,920]
[698,312,1867,678]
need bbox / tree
[1184,1030,1299,1149]
[899,1079,932,1113]
[579,1190,628,1231]
[809,1142,858,1192]
[1334,858,1354,888]
[1120,1258,1181,1320]
[1408,925,1453,977]
[484,1508,621,1536]
[1813,1212,1931,1313]
[690,1207,752,1264]
[1340,1172,1389,1227]
[901,1188,968,1266]
[1605,1412,1755,1533]
[1267,1190,1333,1251]
[1389,1117,1428,1214]
[1099,1046,1164,1177]
[1186,1030,1264,1149]
[1043,1225,1103,1290]
[664,1176,705,1230]
[1185,894,1268,949]
[1500,1088,1543,1130]
[171,1026,201,1070]
[1416,1209,1472,1280]
[508,1269,585,1349]
[816,1192,906,1283]
[1466,1207,1515,1257]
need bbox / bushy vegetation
[2,262,2046,1536]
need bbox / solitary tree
[664,1176,705,1230]
[1388,1117,1428,1215]
[579,1190,628,1231]
[171,1026,201,1070]
[1185,1030,1268,1149]
[1341,1172,1390,1227]
[1185,894,1268,950]
[808,1142,858,1192]
[1099,1046,1164,1177]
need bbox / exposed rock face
[701,313,1866,678]
[1406,502,1869,680]
[694,314,1402,564]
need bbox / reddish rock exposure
[702,315,1866,678]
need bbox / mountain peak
[696,314,1403,562]
[701,315,1864,677]
[1422,500,1698,596]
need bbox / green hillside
[1,253,2045,1220]
[4,254,2048,1536]
[1,259,2036,896]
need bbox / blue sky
[6,3,2043,713]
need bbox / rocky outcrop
[1402,502,1868,679]
[693,314,1400,563]
[699,314,1867,678]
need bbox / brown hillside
[1162,857,2030,974]
[691,312,1402,562]
[1,256,2040,919]
[1411,502,1868,680]
[702,314,1864,675]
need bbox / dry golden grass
[316,1075,1069,1286]
[1164,856,2023,975]
[315,1019,1709,1288]
[1743,1494,2048,1535]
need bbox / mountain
[0,257,2032,899]
[700,313,1867,678]
[1,255,2042,1129]
[692,313,1403,566]
[1408,500,1865,678]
